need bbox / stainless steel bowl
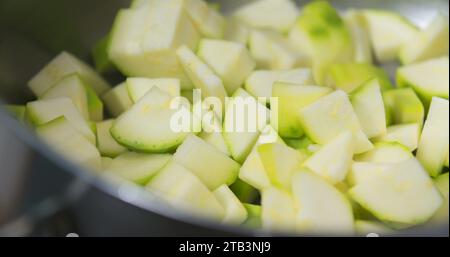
[0,0,448,236]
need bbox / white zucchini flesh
[292,170,355,235]
[36,116,101,171]
[102,82,134,118]
[373,123,420,152]
[213,185,248,225]
[416,97,449,177]
[429,173,449,224]
[343,10,372,63]
[349,158,443,226]
[111,87,192,153]
[126,78,180,103]
[26,97,96,144]
[28,51,110,96]
[261,187,297,233]
[146,161,225,221]
[298,90,373,154]
[105,152,171,185]
[96,120,128,158]
[355,142,413,164]
[173,135,240,190]
[224,17,250,45]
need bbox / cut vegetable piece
[292,170,354,235]
[177,45,227,105]
[199,110,230,156]
[245,69,314,103]
[302,131,353,184]
[347,162,393,186]
[362,10,418,62]
[108,2,199,89]
[329,63,392,93]
[101,157,113,171]
[382,88,424,127]
[349,158,443,226]
[40,74,90,120]
[28,51,111,96]
[213,185,248,225]
[397,56,449,106]
[36,116,101,170]
[102,82,133,117]
[355,142,413,163]
[106,152,171,185]
[173,135,240,190]
[126,78,180,103]
[350,79,387,138]
[298,90,373,154]
[261,187,297,232]
[243,204,262,228]
[249,29,308,70]
[229,179,258,204]
[224,17,250,45]
[416,97,449,177]
[239,125,284,190]
[185,0,225,39]
[343,10,372,63]
[96,120,128,158]
[400,14,449,65]
[355,220,394,236]
[198,39,255,95]
[289,1,353,85]
[84,84,104,122]
[111,88,192,153]
[429,173,449,224]
[258,143,308,190]
[27,98,95,144]
[373,123,420,152]
[92,34,115,74]
[232,0,299,33]
[147,161,225,221]
[272,83,332,138]
[223,88,270,163]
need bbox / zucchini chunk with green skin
[232,0,299,33]
[347,162,393,187]
[289,1,353,86]
[292,170,355,235]
[355,142,413,164]
[397,56,449,106]
[329,63,392,93]
[146,161,225,221]
[102,82,133,117]
[213,185,248,225]
[108,2,199,89]
[243,204,262,228]
[350,79,387,139]
[258,143,308,190]
[373,123,420,152]
[224,17,250,45]
[198,39,255,95]
[429,173,449,224]
[105,152,171,185]
[382,88,424,127]
[28,52,110,97]
[36,116,101,171]
[96,120,128,158]
[362,10,418,62]
[126,78,180,103]
[416,97,449,177]
[245,68,315,104]
[298,90,373,154]
[239,125,284,190]
[177,45,227,105]
[27,97,95,145]
[223,88,270,163]
[173,135,240,190]
[400,14,449,65]
[349,158,443,227]
[343,10,372,64]
[261,187,297,233]
[249,29,308,71]
[302,131,353,185]
[355,220,394,236]
[272,82,332,139]
[111,87,192,153]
